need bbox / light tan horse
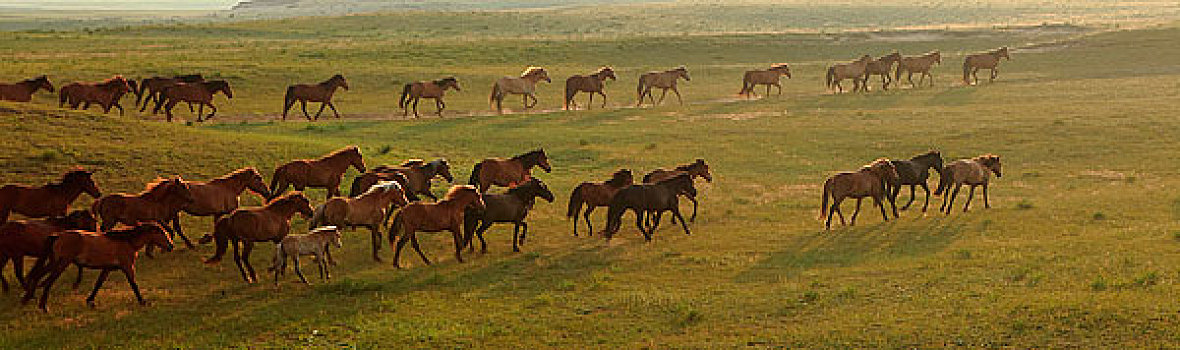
[310,181,409,262]
[963,47,1010,85]
[934,154,1002,214]
[738,64,791,99]
[819,159,900,230]
[861,52,902,92]
[895,51,941,88]
[269,226,342,285]
[564,67,617,110]
[490,67,551,114]
[399,77,461,118]
[825,55,872,93]
[269,146,366,200]
[171,167,270,249]
[387,186,485,269]
[636,66,691,106]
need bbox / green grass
[0,6,1179,348]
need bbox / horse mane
[606,169,632,187]
[400,159,426,167]
[310,226,340,235]
[324,74,346,84]
[674,159,705,172]
[913,150,940,160]
[512,149,545,161]
[861,158,892,171]
[521,67,546,78]
[433,76,458,85]
[656,172,692,184]
[103,224,157,242]
[140,178,177,197]
[442,185,477,201]
[23,75,48,84]
[267,191,306,206]
[359,181,402,198]
[216,167,258,182]
[324,146,360,160]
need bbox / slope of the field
[1,16,1180,349]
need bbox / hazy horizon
[0,0,237,11]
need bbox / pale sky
[0,0,238,11]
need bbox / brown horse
[895,51,941,88]
[643,159,713,222]
[310,181,409,262]
[0,168,101,225]
[134,74,203,110]
[637,66,691,106]
[388,186,484,268]
[168,168,270,249]
[861,52,902,92]
[352,159,454,200]
[270,146,366,200]
[204,192,314,283]
[399,77,461,118]
[963,47,1010,85]
[463,178,554,253]
[0,75,55,102]
[283,74,349,121]
[819,159,900,230]
[825,55,872,93]
[935,154,1002,214]
[58,76,132,115]
[566,169,633,236]
[490,67,551,114]
[92,177,194,233]
[738,64,791,99]
[152,80,233,122]
[22,223,173,312]
[0,210,96,292]
[564,67,617,110]
[600,174,697,241]
[468,149,552,193]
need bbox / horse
[468,149,552,193]
[463,178,554,253]
[269,226,342,285]
[92,177,194,233]
[490,67,551,114]
[310,181,409,262]
[825,55,872,93]
[0,168,101,225]
[895,51,941,88]
[351,159,454,200]
[564,66,617,110]
[819,159,900,230]
[0,75,54,102]
[0,210,96,292]
[270,146,366,200]
[642,159,713,223]
[203,192,314,283]
[387,186,484,269]
[599,173,697,242]
[21,223,173,312]
[134,74,203,110]
[152,80,233,122]
[399,77,461,118]
[889,151,944,212]
[283,74,349,121]
[861,52,902,92]
[963,47,1010,85]
[738,64,791,99]
[169,168,270,249]
[636,66,691,106]
[566,169,633,236]
[935,154,1002,214]
[58,76,132,115]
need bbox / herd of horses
[0,47,1011,120]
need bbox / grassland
[1,3,1180,348]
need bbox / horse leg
[586,93,593,110]
[120,267,147,306]
[170,217,195,249]
[833,198,847,227]
[412,98,420,118]
[672,208,691,236]
[901,185,916,210]
[242,241,258,283]
[314,102,327,119]
[875,195,890,221]
[946,184,963,214]
[34,263,67,312]
[657,88,668,105]
[850,198,863,226]
[635,210,652,242]
[519,222,529,246]
[300,101,312,121]
[85,270,110,308]
[409,234,432,265]
[205,103,217,121]
[292,255,309,284]
[963,185,976,212]
[476,222,492,253]
[392,232,412,269]
[164,100,178,122]
[583,207,595,236]
[71,264,83,290]
[983,183,991,209]
[512,224,521,253]
[328,102,341,118]
[369,225,383,262]
[921,183,932,212]
[909,72,917,87]
[971,68,980,85]
[673,87,684,105]
[231,240,250,282]
[835,80,844,93]
[435,98,444,117]
[990,68,997,82]
[0,257,9,293]
[114,102,125,116]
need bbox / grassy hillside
[1,9,1180,349]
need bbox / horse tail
[962,59,971,84]
[399,83,412,109]
[567,184,586,218]
[204,217,230,264]
[825,66,835,89]
[636,76,645,101]
[387,211,404,249]
[819,178,832,220]
[268,166,285,201]
[468,162,483,186]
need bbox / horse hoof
[87,301,97,309]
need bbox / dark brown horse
[152,80,233,122]
[134,74,203,110]
[0,210,96,292]
[388,186,484,268]
[169,168,270,249]
[399,77,461,118]
[819,159,900,230]
[469,149,552,193]
[351,159,454,200]
[92,178,194,233]
[270,146,366,200]
[58,76,132,115]
[566,169,633,236]
[283,74,349,121]
[0,75,55,102]
[204,192,314,283]
[889,151,944,212]
[464,178,554,253]
[861,52,902,92]
[643,159,712,222]
[564,67,617,110]
[0,169,101,225]
[22,223,173,312]
[600,174,696,242]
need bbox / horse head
[997,47,1011,60]
[932,51,942,64]
[241,168,271,198]
[331,74,349,90]
[691,159,712,182]
[600,67,617,81]
[64,210,98,231]
[63,168,102,198]
[33,75,55,93]
[980,154,1002,177]
[668,173,698,198]
[868,159,900,185]
[211,80,234,99]
[534,149,552,173]
[432,159,455,182]
[771,64,792,78]
[675,66,691,81]
[372,181,410,208]
[342,146,367,173]
[139,222,175,253]
[273,192,314,219]
[170,177,196,204]
[518,178,554,203]
[440,77,461,91]
[608,169,634,187]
